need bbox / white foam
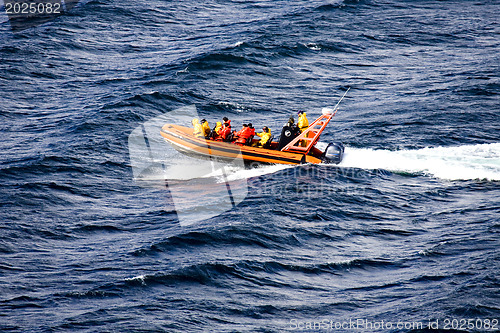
[338,143,500,181]
[126,275,147,286]
[224,164,294,182]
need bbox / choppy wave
[2,0,500,331]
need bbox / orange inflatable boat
[160,108,345,166]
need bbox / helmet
[298,110,304,115]
[248,123,253,128]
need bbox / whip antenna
[332,87,350,114]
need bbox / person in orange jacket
[220,117,232,141]
[247,123,256,140]
[234,124,254,145]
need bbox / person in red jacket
[232,123,257,146]
[234,124,253,145]
[247,123,256,142]
[220,117,232,141]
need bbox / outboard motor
[322,142,345,164]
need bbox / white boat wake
[339,143,500,181]
[212,143,500,182]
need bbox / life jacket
[201,121,211,137]
[237,126,253,139]
[220,126,232,141]
[210,122,223,140]
[234,136,247,146]
[298,113,309,132]
[257,131,272,146]
[234,126,255,145]
[214,122,222,135]
[192,119,203,137]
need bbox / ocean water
[1,0,499,332]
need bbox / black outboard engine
[322,142,345,164]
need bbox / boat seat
[223,132,234,142]
[245,135,255,145]
[277,125,300,150]
[262,135,274,149]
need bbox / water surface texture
[1,0,499,332]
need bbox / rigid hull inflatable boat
[160,108,345,166]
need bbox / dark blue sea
[1,0,499,332]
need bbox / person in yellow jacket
[191,118,204,137]
[211,121,222,139]
[297,110,309,132]
[213,121,222,135]
[253,127,272,148]
[200,119,210,137]
[297,110,309,147]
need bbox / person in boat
[297,110,309,133]
[220,117,233,142]
[247,123,256,144]
[211,121,223,139]
[200,119,211,138]
[191,118,204,138]
[297,110,309,147]
[253,126,272,148]
[288,116,301,136]
[214,121,222,134]
[233,123,254,146]
[277,116,301,150]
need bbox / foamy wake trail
[206,164,293,182]
[227,164,294,181]
[339,143,500,181]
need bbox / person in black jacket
[277,116,301,150]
